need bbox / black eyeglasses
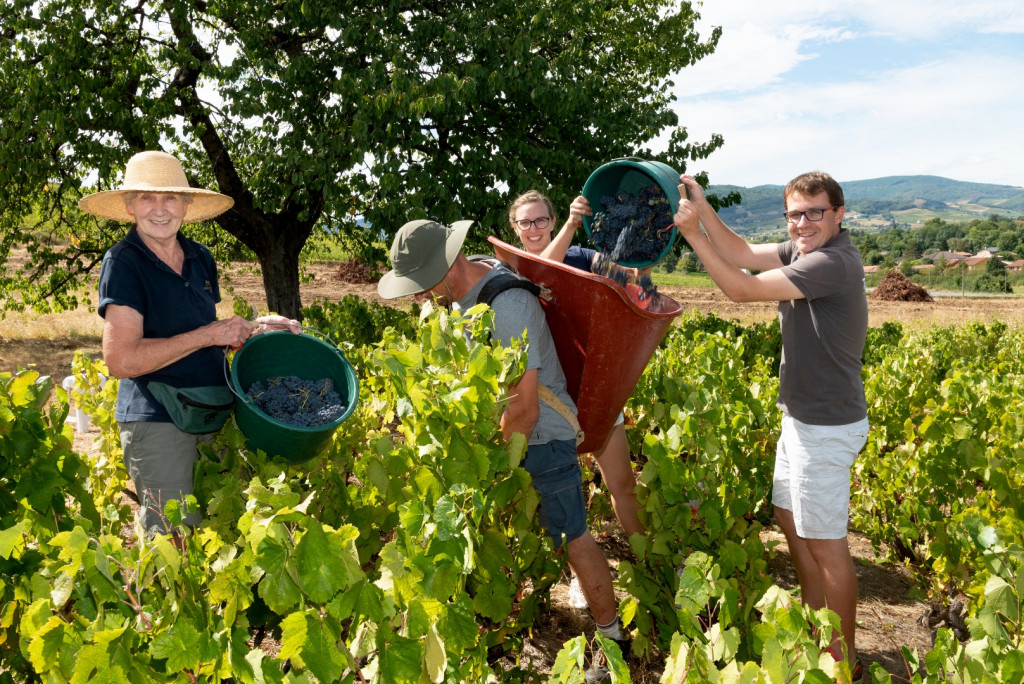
[783,205,838,223]
[515,216,552,231]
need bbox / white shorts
[772,414,869,539]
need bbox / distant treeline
[851,215,1024,266]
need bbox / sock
[596,616,623,641]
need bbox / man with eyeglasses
[673,171,868,680]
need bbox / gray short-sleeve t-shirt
[776,229,868,425]
[458,268,578,444]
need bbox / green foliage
[7,302,1024,682]
[0,370,100,676]
[854,322,1024,602]
[651,269,714,288]
[0,0,723,318]
[302,295,418,349]
[2,297,569,682]
[974,272,1012,294]
[863,320,905,366]
[613,313,779,659]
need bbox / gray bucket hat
[377,219,474,299]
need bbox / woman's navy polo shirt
[97,228,225,423]
[564,245,597,272]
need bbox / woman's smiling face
[125,192,189,243]
[513,201,554,255]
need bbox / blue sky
[657,0,1024,188]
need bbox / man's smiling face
[785,190,845,255]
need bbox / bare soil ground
[7,260,1023,383]
[10,260,1023,681]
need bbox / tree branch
[165,4,256,233]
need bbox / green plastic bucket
[581,157,683,269]
[230,330,359,463]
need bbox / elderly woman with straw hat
[80,150,297,539]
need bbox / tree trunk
[216,191,316,321]
[228,213,312,321]
[258,247,303,321]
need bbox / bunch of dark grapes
[246,375,346,427]
[589,185,673,264]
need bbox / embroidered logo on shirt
[204,280,214,294]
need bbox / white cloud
[672,22,808,95]
[692,0,1024,40]
[659,1,1024,187]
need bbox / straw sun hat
[78,150,234,223]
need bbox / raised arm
[678,176,783,273]
[674,198,803,304]
[540,195,591,262]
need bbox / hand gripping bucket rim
[229,330,359,463]
[580,157,682,269]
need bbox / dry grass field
[4,259,1023,382]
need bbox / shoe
[584,638,630,683]
[568,574,590,610]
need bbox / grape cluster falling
[589,185,673,265]
[246,375,346,427]
[593,253,660,304]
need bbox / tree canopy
[1,0,722,318]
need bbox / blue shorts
[523,439,588,547]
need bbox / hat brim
[377,220,473,299]
[78,187,234,223]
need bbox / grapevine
[5,299,1024,683]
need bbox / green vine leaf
[280,610,349,683]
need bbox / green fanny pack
[147,381,235,435]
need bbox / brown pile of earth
[870,270,934,302]
[335,258,381,284]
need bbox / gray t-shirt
[776,229,868,425]
[457,268,578,445]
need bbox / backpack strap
[537,385,585,447]
[474,265,582,446]
[477,272,542,307]
[472,258,548,307]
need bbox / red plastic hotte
[489,237,682,453]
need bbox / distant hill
[707,175,1024,236]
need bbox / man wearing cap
[378,219,628,672]
[80,150,298,540]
